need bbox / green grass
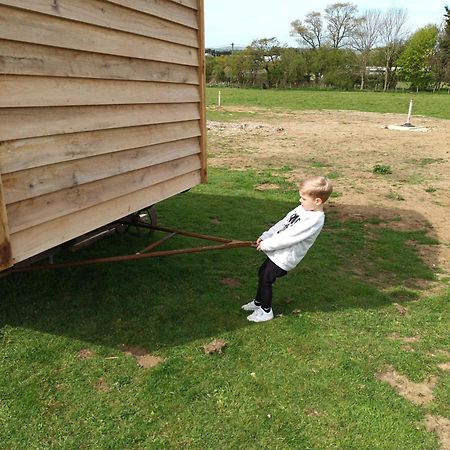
[1,168,449,449]
[373,164,393,175]
[207,87,450,120]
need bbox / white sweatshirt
[259,205,324,271]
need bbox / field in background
[206,89,450,278]
[206,87,450,120]
[1,89,449,448]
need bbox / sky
[204,0,448,49]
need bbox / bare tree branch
[325,2,358,48]
[351,9,382,89]
[379,8,409,90]
[291,11,324,49]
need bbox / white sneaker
[241,300,260,311]
[247,307,274,323]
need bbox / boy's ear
[314,197,323,205]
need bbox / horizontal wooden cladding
[8,154,201,234]
[0,103,200,141]
[0,120,201,174]
[168,0,198,9]
[4,137,201,204]
[106,0,198,28]
[0,5,198,66]
[0,76,200,108]
[10,170,201,263]
[2,0,198,47]
[0,40,199,84]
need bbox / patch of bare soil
[119,344,163,369]
[393,303,409,316]
[425,415,450,450]
[387,333,421,343]
[203,339,227,354]
[77,349,95,359]
[136,354,163,369]
[94,377,110,392]
[207,108,450,279]
[221,277,241,287]
[438,362,450,371]
[119,344,148,356]
[255,183,280,191]
[378,366,437,405]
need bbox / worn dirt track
[207,107,450,279]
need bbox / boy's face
[299,190,323,211]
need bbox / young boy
[243,176,333,323]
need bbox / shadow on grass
[0,191,438,353]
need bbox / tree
[398,25,439,90]
[350,9,382,89]
[277,48,309,87]
[324,2,358,48]
[247,38,283,88]
[290,11,324,49]
[319,47,359,89]
[379,8,409,91]
[433,6,450,88]
[205,54,228,84]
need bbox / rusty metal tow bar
[11,224,255,273]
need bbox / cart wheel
[126,207,157,236]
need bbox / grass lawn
[1,168,449,449]
[206,87,450,121]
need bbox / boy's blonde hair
[300,176,333,202]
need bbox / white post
[403,98,414,127]
[218,90,221,108]
[407,99,413,123]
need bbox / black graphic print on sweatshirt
[277,213,301,234]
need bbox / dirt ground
[207,107,450,281]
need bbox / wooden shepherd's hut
[0,0,207,271]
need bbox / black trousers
[255,258,287,309]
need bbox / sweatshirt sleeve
[259,209,295,240]
[259,213,323,252]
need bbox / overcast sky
[204,0,448,48]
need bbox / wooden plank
[0,120,201,173]
[0,174,13,271]
[197,0,207,183]
[0,40,199,84]
[10,171,201,263]
[7,154,201,234]
[2,0,198,47]
[3,138,201,204]
[0,103,200,141]
[105,0,198,28]
[170,0,198,10]
[0,76,200,108]
[0,6,198,66]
